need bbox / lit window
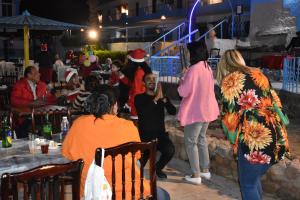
[121,5,128,16]
[204,0,223,5]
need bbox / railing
[283,57,300,94]
[145,22,186,55]
[152,29,198,57]
[150,56,181,83]
[196,17,229,41]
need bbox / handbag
[84,149,112,200]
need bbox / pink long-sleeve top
[177,61,219,126]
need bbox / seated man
[11,66,56,138]
[135,72,176,179]
[11,66,56,107]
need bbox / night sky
[19,0,89,25]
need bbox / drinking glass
[40,140,49,154]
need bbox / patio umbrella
[0,10,87,67]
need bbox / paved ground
[158,158,279,200]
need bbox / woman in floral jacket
[217,50,290,200]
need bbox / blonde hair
[216,49,248,84]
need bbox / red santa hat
[65,68,78,83]
[127,49,146,63]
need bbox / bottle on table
[60,116,69,141]
[42,114,53,140]
[1,115,12,148]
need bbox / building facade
[94,0,251,45]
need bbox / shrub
[94,50,126,63]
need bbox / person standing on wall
[177,41,219,184]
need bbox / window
[203,0,223,5]
[2,0,12,16]
[121,5,128,16]
[136,2,139,16]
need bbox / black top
[135,93,176,141]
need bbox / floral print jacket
[220,68,290,165]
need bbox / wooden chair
[95,140,157,200]
[0,87,12,111]
[1,159,84,200]
[31,106,71,135]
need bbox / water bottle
[60,116,69,141]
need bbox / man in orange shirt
[62,86,150,199]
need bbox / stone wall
[166,120,300,200]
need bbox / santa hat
[127,49,146,63]
[65,69,78,83]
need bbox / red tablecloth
[261,55,286,70]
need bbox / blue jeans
[238,148,271,200]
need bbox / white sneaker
[184,175,201,185]
[200,172,211,180]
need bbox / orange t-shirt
[62,114,150,199]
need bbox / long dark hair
[84,85,117,119]
[123,60,152,81]
[187,41,209,66]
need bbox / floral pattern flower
[280,126,289,150]
[250,69,270,91]
[242,120,272,151]
[221,71,245,103]
[270,89,282,108]
[259,97,272,108]
[258,109,279,126]
[244,151,271,164]
[237,89,260,111]
[222,112,239,133]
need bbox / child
[109,60,123,87]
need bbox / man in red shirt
[11,66,56,138]
[11,66,56,107]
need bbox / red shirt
[11,78,56,107]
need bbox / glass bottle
[1,116,12,148]
[42,114,52,140]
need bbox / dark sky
[19,0,89,25]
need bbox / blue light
[189,0,201,42]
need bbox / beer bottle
[42,114,52,140]
[1,116,12,148]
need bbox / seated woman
[62,85,150,199]
[72,75,99,112]
[61,68,81,103]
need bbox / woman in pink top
[178,41,219,184]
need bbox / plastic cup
[28,141,36,154]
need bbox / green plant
[94,50,126,63]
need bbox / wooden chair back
[31,106,71,135]
[95,140,157,200]
[1,159,84,200]
[0,87,12,111]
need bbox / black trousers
[140,133,175,171]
